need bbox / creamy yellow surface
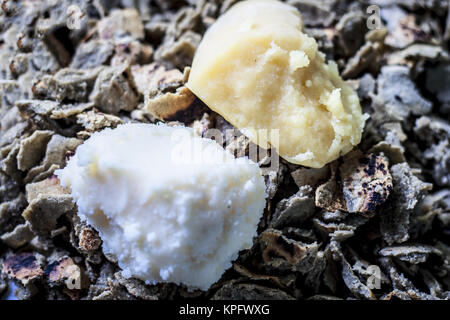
[187,0,366,168]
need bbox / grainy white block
[56,123,266,290]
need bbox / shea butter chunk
[56,123,266,290]
[187,0,367,168]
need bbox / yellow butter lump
[187,0,367,168]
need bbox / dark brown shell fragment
[2,252,44,284]
[315,152,393,214]
[340,152,393,213]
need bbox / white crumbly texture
[56,123,266,290]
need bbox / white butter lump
[55,123,266,290]
[187,0,367,168]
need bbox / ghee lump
[187,0,367,168]
[56,123,266,290]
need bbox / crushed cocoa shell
[143,86,195,120]
[341,29,386,79]
[2,252,44,285]
[315,173,347,212]
[89,65,140,115]
[45,256,88,290]
[16,130,53,172]
[379,163,433,245]
[211,282,295,300]
[0,222,34,249]
[341,258,376,300]
[22,177,75,235]
[1,0,449,301]
[78,227,102,252]
[111,39,153,68]
[387,44,449,66]
[379,245,441,264]
[291,165,330,189]
[315,152,392,214]
[155,31,201,70]
[232,263,286,289]
[70,39,114,70]
[255,229,320,274]
[372,65,432,121]
[32,68,100,102]
[131,62,185,96]
[15,100,86,135]
[340,152,393,213]
[385,13,430,49]
[24,134,82,183]
[97,8,145,41]
[76,109,123,133]
[114,272,158,300]
[270,189,315,229]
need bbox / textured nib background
[0,0,449,300]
